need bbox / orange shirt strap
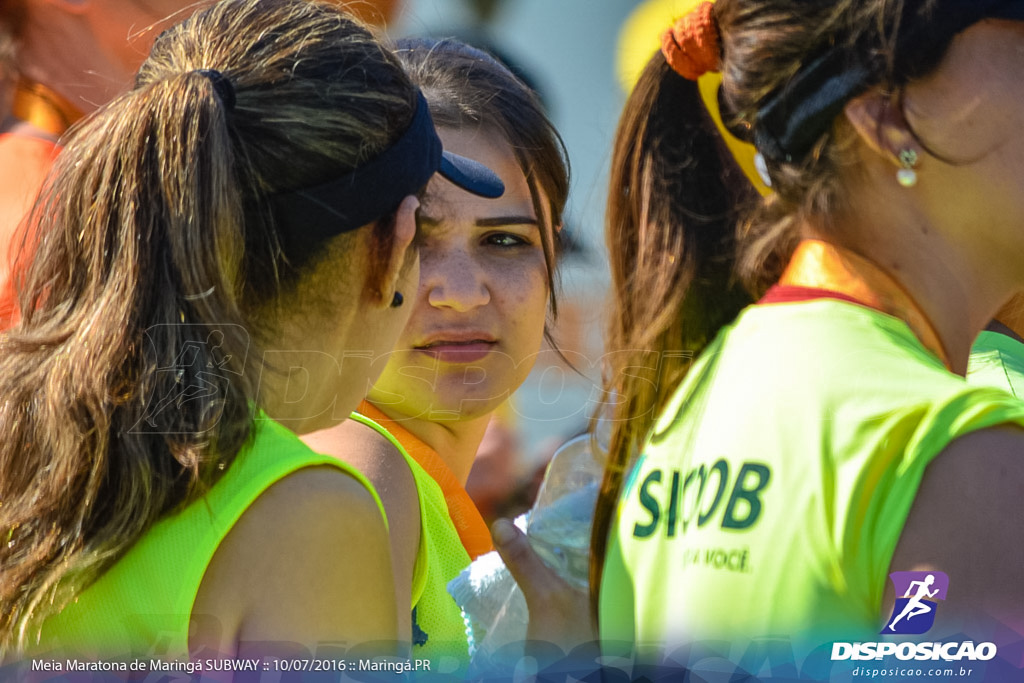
[0,133,62,330]
[357,401,494,559]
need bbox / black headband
[754,0,1024,162]
[271,92,504,259]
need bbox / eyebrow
[418,214,539,227]
[476,216,538,227]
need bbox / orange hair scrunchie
[660,1,720,81]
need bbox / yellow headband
[616,0,771,197]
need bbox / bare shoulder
[890,425,1024,623]
[305,419,417,501]
[302,418,422,633]
[304,419,421,542]
[240,464,388,536]
[192,465,397,653]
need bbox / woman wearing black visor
[0,0,502,664]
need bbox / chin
[424,389,511,422]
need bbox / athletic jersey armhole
[350,411,430,607]
[853,389,1024,611]
[184,417,388,645]
[38,414,389,659]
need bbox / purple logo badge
[883,571,949,635]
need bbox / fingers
[492,518,597,655]
[491,518,563,606]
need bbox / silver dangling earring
[897,149,919,188]
[390,291,404,308]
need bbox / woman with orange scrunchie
[594,0,1024,675]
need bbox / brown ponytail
[590,0,993,623]
[0,0,417,652]
[590,53,755,617]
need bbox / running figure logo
[883,571,949,635]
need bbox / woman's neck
[821,206,1017,376]
[777,240,952,369]
[368,403,492,485]
[867,253,978,374]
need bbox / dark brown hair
[394,36,570,321]
[0,0,417,652]
[591,0,982,617]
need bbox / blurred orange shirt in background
[0,132,59,329]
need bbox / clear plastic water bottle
[525,423,608,590]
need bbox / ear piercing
[897,149,919,188]
[754,152,773,188]
[390,291,404,308]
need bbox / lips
[414,333,497,363]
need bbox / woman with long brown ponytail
[595,0,1024,672]
[0,0,501,662]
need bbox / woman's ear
[377,194,419,308]
[844,88,921,167]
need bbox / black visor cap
[439,151,505,199]
[990,0,1024,19]
[269,92,504,260]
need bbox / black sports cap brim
[990,0,1024,20]
[268,92,504,260]
[439,152,504,199]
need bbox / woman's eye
[485,232,529,247]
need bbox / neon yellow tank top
[968,330,1024,397]
[349,412,473,674]
[36,416,384,659]
[601,299,1024,656]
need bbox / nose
[423,249,490,312]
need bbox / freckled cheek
[496,267,549,353]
